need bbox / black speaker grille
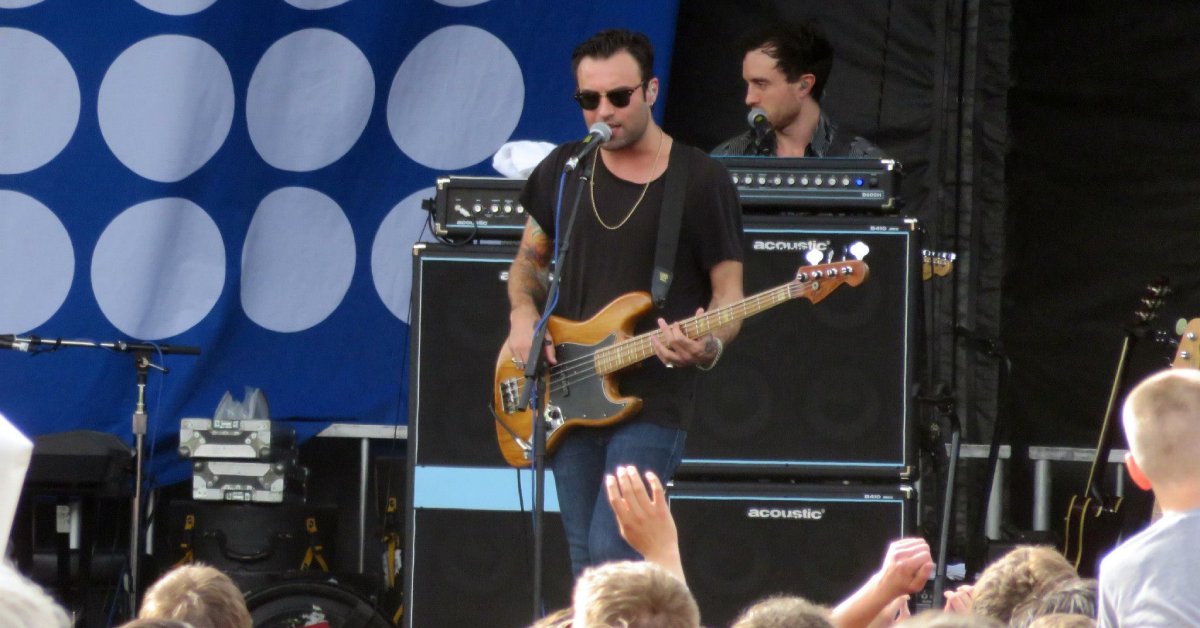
[683,215,920,478]
[409,244,516,468]
[671,481,912,627]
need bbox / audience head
[119,620,195,628]
[899,609,1003,627]
[969,545,1077,623]
[571,560,699,628]
[1121,368,1200,495]
[0,562,71,628]
[529,607,572,628]
[1026,613,1096,628]
[138,563,252,628]
[1011,577,1097,627]
[730,594,834,628]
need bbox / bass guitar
[1062,277,1169,576]
[492,260,868,468]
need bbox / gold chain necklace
[590,128,665,230]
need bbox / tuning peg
[804,249,824,266]
[848,241,870,261]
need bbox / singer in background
[505,29,744,577]
[711,19,884,158]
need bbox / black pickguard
[545,333,628,423]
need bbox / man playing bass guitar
[504,29,745,577]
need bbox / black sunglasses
[574,82,646,110]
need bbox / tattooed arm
[505,216,556,366]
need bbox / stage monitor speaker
[681,215,921,479]
[670,481,914,628]
[409,243,516,468]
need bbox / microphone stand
[920,385,960,607]
[517,156,595,621]
[3,335,199,614]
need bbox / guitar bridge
[500,378,522,414]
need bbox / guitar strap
[651,142,689,310]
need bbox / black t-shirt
[519,140,743,429]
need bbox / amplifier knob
[841,176,850,186]
[756,174,767,185]
[772,175,782,186]
[800,176,810,186]
[786,175,796,186]
[813,176,823,186]
[473,203,483,214]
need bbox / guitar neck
[592,282,796,375]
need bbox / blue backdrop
[0,0,679,487]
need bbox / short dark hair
[572,29,655,83]
[739,20,834,102]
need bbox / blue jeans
[550,420,686,578]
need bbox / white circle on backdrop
[433,0,492,6]
[0,0,45,7]
[132,0,217,15]
[388,25,524,170]
[284,0,352,9]
[241,187,356,332]
[0,191,74,333]
[98,35,234,183]
[247,29,374,172]
[371,187,438,322]
[0,28,80,174]
[92,198,225,340]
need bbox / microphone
[747,108,771,155]
[564,122,613,172]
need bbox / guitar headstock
[922,249,957,280]
[1173,318,1200,369]
[792,260,869,303]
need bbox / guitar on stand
[492,259,868,468]
[1062,278,1169,577]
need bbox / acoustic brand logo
[751,239,831,252]
[745,507,826,520]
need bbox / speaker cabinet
[671,481,913,627]
[681,215,921,478]
[409,243,516,468]
[406,244,572,628]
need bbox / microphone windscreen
[589,121,613,142]
[747,108,769,129]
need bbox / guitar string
[514,264,859,399]
[527,283,801,396]
[538,283,799,394]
